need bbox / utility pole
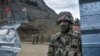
[1,0,4,20]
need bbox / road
[17,42,48,56]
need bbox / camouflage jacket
[47,32,81,56]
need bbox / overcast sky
[44,0,80,19]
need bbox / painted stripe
[82,29,100,34]
[79,0,100,4]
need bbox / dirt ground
[17,42,49,56]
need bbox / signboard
[5,7,11,13]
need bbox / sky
[44,0,80,19]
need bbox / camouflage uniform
[32,35,36,44]
[48,11,81,56]
[40,34,44,43]
[36,34,39,44]
[48,32,81,56]
[32,34,39,44]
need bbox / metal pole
[1,0,4,20]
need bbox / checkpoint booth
[79,0,100,56]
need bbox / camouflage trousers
[55,48,81,56]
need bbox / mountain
[22,0,57,25]
[16,0,58,41]
[0,0,58,42]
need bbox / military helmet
[57,11,74,25]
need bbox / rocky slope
[0,0,58,42]
[17,0,58,41]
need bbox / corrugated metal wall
[79,1,100,56]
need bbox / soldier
[35,34,39,44]
[47,11,81,56]
[40,34,44,43]
[73,18,80,33]
[73,18,81,37]
[32,34,36,44]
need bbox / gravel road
[17,42,48,56]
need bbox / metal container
[0,23,21,56]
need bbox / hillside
[0,0,58,42]
[17,0,58,42]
